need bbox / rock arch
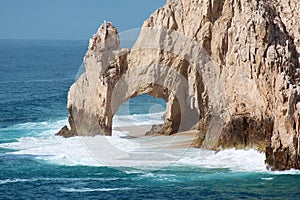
[64,23,207,137]
[58,0,300,170]
[109,53,196,135]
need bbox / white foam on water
[261,177,273,180]
[113,112,164,128]
[123,170,145,174]
[1,136,102,166]
[3,133,269,172]
[0,120,268,171]
[59,187,133,193]
[2,112,163,132]
[0,119,145,167]
[0,178,32,185]
[176,149,268,172]
[0,114,167,167]
[0,118,99,166]
[0,177,121,185]
[2,117,299,174]
[2,119,68,131]
[271,169,300,175]
[137,172,178,182]
[48,177,121,181]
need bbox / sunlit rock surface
[58,0,300,170]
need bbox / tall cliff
[58,0,300,170]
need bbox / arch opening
[112,94,167,137]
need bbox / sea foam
[177,148,267,172]
[2,114,298,173]
[59,187,133,193]
[113,112,164,127]
[0,177,123,185]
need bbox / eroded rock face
[61,0,300,170]
[142,0,300,170]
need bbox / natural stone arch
[61,24,216,137]
[111,84,178,135]
[108,49,202,136]
[58,0,300,170]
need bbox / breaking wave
[1,114,299,174]
[59,187,133,193]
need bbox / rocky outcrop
[60,0,300,170]
[56,125,76,138]
[145,124,163,136]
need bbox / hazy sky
[0,0,165,40]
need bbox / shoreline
[113,124,198,149]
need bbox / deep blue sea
[0,40,299,200]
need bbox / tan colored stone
[61,0,300,170]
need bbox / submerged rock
[60,0,300,170]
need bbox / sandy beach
[114,124,197,149]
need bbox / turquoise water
[0,40,299,199]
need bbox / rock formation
[58,0,300,170]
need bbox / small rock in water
[56,125,76,138]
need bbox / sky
[0,0,166,40]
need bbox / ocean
[0,39,299,200]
